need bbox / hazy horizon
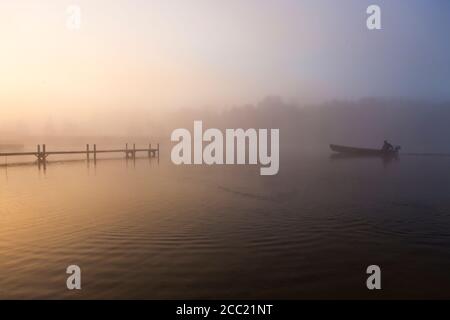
[1,0,450,138]
[2,96,450,156]
[2,95,450,139]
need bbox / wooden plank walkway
[0,143,160,165]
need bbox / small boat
[330,144,400,157]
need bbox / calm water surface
[1,150,450,299]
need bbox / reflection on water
[1,152,450,299]
[329,153,399,168]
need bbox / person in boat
[382,140,394,152]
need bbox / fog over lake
[1,0,450,300]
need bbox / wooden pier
[0,143,160,166]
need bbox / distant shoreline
[0,144,24,151]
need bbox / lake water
[1,149,450,299]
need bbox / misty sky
[1,0,450,134]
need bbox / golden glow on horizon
[0,1,330,124]
[1,0,447,136]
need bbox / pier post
[157,143,160,159]
[37,144,41,167]
[94,144,97,162]
[126,143,129,159]
[42,144,47,169]
[148,143,151,158]
[133,144,136,159]
[86,144,90,161]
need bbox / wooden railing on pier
[0,143,160,165]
